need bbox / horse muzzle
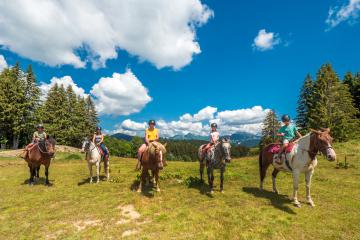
[326,148,336,162]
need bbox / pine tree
[260,110,281,147]
[308,64,359,141]
[42,84,70,144]
[22,65,41,145]
[296,74,314,134]
[344,72,360,117]
[85,96,99,135]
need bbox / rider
[136,120,161,170]
[24,124,47,159]
[276,115,302,164]
[92,127,109,160]
[201,123,220,160]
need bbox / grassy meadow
[0,141,360,239]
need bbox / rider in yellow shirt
[136,120,159,170]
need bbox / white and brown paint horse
[259,129,336,207]
[81,139,110,183]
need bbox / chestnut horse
[24,137,56,185]
[137,142,167,192]
[259,129,336,207]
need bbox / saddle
[268,143,295,154]
[96,146,109,158]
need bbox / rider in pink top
[201,123,220,158]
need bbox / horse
[24,137,56,186]
[198,138,232,194]
[137,142,167,193]
[259,128,336,207]
[81,139,110,183]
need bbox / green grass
[0,141,359,239]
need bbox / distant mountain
[110,133,133,141]
[226,132,261,147]
[169,133,208,141]
[168,132,261,147]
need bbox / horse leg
[292,170,301,207]
[305,169,315,207]
[28,165,34,185]
[36,166,40,178]
[137,170,144,193]
[200,161,204,182]
[206,166,213,193]
[155,170,160,192]
[220,167,224,193]
[88,163,93,184]
[45,164,50,185]
[271,169,280,194]
[96,162,100,183]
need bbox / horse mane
[47,136,57,146]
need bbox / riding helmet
[37,124,44,129]
[281,115,290,122]
[96,126,102,131]
[148,120,156,125]
[210,123,217,128]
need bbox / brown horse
[259,129,336,207]
[137,142,167,192]
[24,137,56,186]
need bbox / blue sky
[0,0,359,136]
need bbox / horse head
[221,138,232,162]
[42,136,56,157]
[81,138,91,153]
[310,128,336,161]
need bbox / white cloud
[39,76,87,99]
[0,0,213,70]
[112,105,269,137]
[216,106,269,125]
[252,29,281,51]
[90,69,152,116]
[0,55,8,72]
[326,0,360,29]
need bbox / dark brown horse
[24,137,56,185]
[259,129,336,207]
[137,142,167,192]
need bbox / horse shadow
[22,177,53,186]
[242,187,295,215]
[186,176,214,198]
[77,176,108,186]
[130,180,155,198]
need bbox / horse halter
[37,140,54,156]
[306,133,334,160]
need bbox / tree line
[104,137,251,161]
[0,63,98,149]
[261,63,360,146]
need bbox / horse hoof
[308,201,315,207]
[29,182,34,186]
[273,190,279,194]
[137,188,141,193]
[294,202,301,208]
[220,190,224,194]
[156,188,161,192]
[210,190,214,195]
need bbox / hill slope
[0,141,359,239]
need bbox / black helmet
[37,124,44,129]
[148,120,156,125]
[281,115,290,122]
[96,126,102,131]
[210,123,217,128]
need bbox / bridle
[303,133,334,160]
[37,140,54,156]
